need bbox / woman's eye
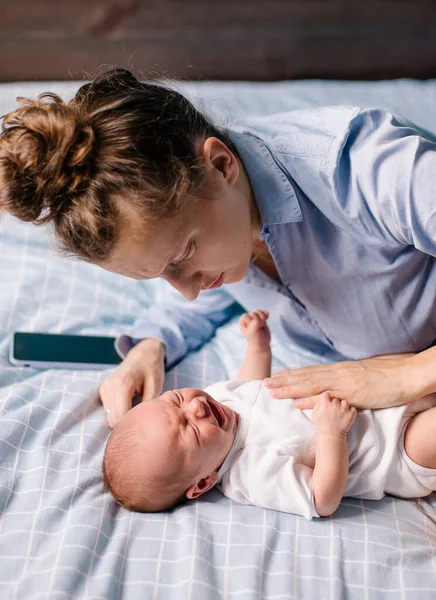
[171,241,196,269]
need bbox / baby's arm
[238,310,272,380]
[311,393,356,517]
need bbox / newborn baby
[103,311,436,518]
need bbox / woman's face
[102,138,261,300]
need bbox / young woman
[1,68,435,427]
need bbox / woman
[1,68,435,428]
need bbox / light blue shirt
[116,106,436,367]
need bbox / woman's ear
[201,137,239,186]
[185,471,219,499]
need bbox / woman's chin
[226,269,244,285]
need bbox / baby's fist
[239,310,271,346]
[312,392,357,438]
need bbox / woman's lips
[208,273,224,290]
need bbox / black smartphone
[10,332,122,370]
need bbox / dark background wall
[1,0,436,81]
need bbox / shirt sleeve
[329,108,436,256]
[220,444,320,520]
[115,282,239,368]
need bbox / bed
[1,79,436,599]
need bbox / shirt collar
[216,382,257,483]
[229,129,302,228]
[217,415,246,483]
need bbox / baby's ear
[186,472,218,499]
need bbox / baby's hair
[103,418,188,513]
[0,67,234,262]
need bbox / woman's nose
[180,285,200,301]
[169,273,202,301]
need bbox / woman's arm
[103,284,238,427]
[265,109,436,411]
[264,349,434,410]
[100,337,166,428]
[409,346,436,397]
[117,282,239,368]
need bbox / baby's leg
[404,406,436,471]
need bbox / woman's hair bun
[0,92,95,224]
[74,68,142,102]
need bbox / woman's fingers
[265,362,353,399]
[264,357,413,410]
[141,367,164,402]
[294,393,330,410]
[100,338,166,429]
[264,372,327,398]
[100,370,137,428]
[271,364,333,382]
[141,378,156,403]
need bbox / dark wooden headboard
[2,0,436,82]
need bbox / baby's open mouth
[208,400,224,428]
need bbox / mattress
[1,79,436,599]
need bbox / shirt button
[264,227,271,235]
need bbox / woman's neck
[235,155,262,243]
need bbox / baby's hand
[239,310,271,346]
[312,392,357,438]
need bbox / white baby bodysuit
[204,380,436,519]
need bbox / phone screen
[13,332,122,366]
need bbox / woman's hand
[264,354,417,410]
[99,338,165,428]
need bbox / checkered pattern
[1,81,436,599]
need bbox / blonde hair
[0,68,233,262]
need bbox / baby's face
[127,387,238,493]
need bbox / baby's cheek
[209,427,228,450]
